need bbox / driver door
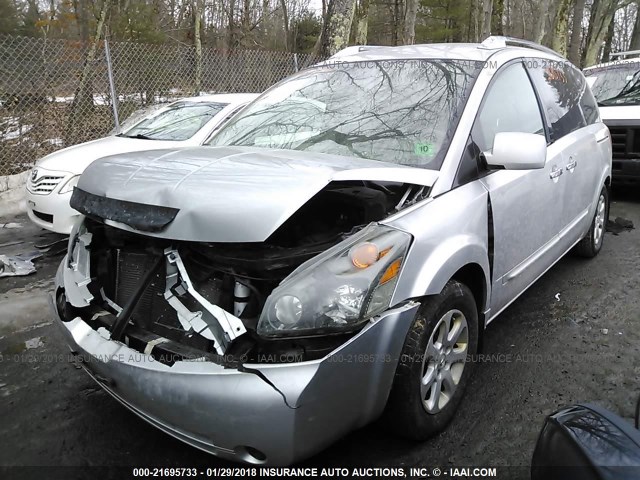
[474,61,567,316]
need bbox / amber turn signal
[379,258,402,285]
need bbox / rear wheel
[384,280,478,440]
[575,186,608,258]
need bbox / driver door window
[473,63,545,153]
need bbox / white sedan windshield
[121,101,227,141]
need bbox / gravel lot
[0,189,638,478]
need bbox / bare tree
[193,0,203,94]
[584,0,620,66]
[68,0,112,142]
[354,0,370,44]
[492,0,504,35]
[481,0,493,38]
[280,0,290,50]
[531,0,551,43]
[568,0,587,65]
[316,0,357,56]
[404,0,417,44]
[602,12,616,59]
[629,1,640,49]
[552,0,571,55]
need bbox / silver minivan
[53,36,612,465]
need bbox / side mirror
[484,132,547,170]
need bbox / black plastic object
[70,188,179,232]
[531,403,640,480]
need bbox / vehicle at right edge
[53,36,612,465]
[585,52,640,185]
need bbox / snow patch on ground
[0,171,28,217]
[0,117,33,141]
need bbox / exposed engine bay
[58,181,425,367]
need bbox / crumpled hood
[77,146,438,242]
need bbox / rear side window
[526,59,595,141]
[472,62,545,153]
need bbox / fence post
[104,37,120,131]
[293,53,299,72]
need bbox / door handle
[566,159,577,172]
[550,167,563,180]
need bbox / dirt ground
[0,189,638,479]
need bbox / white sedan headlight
[58,175,80,194]
[257,224,412,337]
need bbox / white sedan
[25,93,258,234]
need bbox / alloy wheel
[420,309,469,414]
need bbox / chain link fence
[0,34,323,176]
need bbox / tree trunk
[403,0,417,44]
[481,0,493,38]
[241,0,251,47]
[193,0,203,94]
[629,2,640,50]
[227,0,236,49]
[392,0,402,45]
[354,0,370,44]
[261,0,270,42]
[601,13,616,61]
[568,0,586,65]
[280,0,290,50]
[69,0,111,142]
[492,0,504,35]
[72,0,90,42]
[551,0,571,55]
[584,0,618,66]
[466,0,475,42]
[317,0,357,56]
[532,0,550,44]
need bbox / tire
[575,186,609,258]
[383,280,479,440]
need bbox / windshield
[120,101,227,140]
[109,104,166,135]
[207,59,483,169]
[585,64,640,106]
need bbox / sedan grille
[28,174,65,195]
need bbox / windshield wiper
[117,133,158,140]
[598,73,640,105]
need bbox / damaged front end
[53,176,422,464]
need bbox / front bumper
[25,189,79,234]
[53,287,418,465]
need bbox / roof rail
[328,45,384,60]
[480,36,564,58]
[610,50,640,59]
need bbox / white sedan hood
[75,146,438,242]
[36,135,188,174]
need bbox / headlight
[257,223,412,337]
[58,175,80,194]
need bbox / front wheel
[384,280,479,440]
[575,186,609,258]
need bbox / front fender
[385,181,490,313]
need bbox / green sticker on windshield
[415,143,435,156]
